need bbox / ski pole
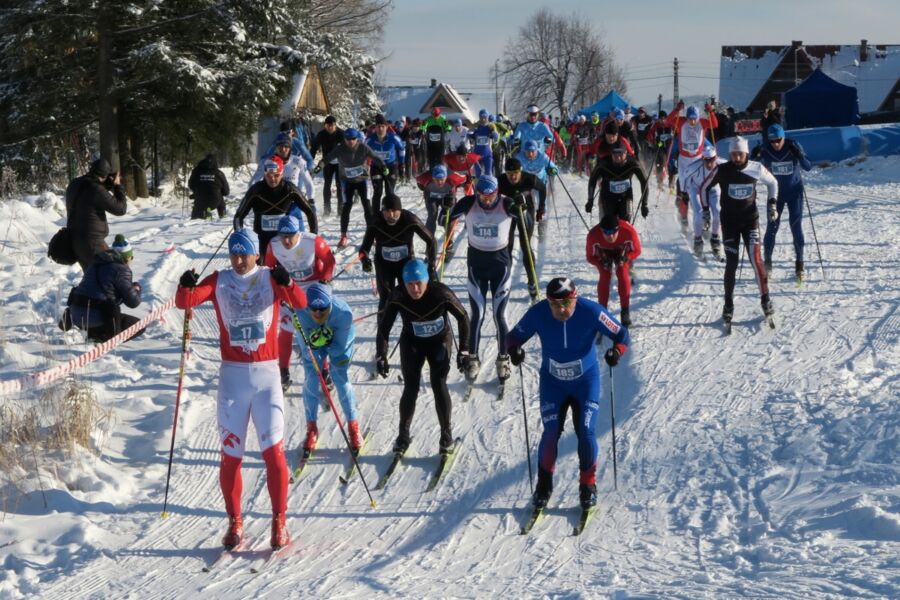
[292,310,377,508]
[516,203,541,300]
[553,174,591,231]
[518,364,534,494]
[437,205,455,281]
[332,251,362,280]
[198,227,231,278]
[608,362,618,491]
[802,188,826,281]
[707,104,717,145]
[161,302,193,518]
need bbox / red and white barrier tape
[0,297,177,397]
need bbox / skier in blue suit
[512,104,555,154]
[752,124,813,282]
[292,283,364,453]
[470,109,500,176]
[506,277,630,510]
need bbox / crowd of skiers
[57,96,812,550]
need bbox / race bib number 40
[412,317,444,337]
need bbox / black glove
[601,255,614,269]
[767,199,778,223]
[179,269,200,289]
[702,207,711,230]
[750,147,762,160]
[509,345,525,366]
[456,351,470,372]
[232,217,244,231]
[376,355,389,378]
[359,252,373,273]
[441,194,455,209]
[313,162,323,174]
[509,194,525,210]
[640,201,649,219]
[604,347,621,366]
[271,263,292,286]
[584,199,593,213]
[536,208,545,222]
[543,136,553,145]
[614,253,629,266]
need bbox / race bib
[771,161,794,176]
[291,266,314,281]
[410,139,420,146]
[227,318,265,347]
[728,183,755,200]
[682,141,699,153]
[375,150,391,161]
[549,358,583,381]
[411,316,444,338]
[475,135,490,146]
[659,133,672,141]
[381,244,409,262]
[428,133,442,142]
[472,223,499,239]
[609,180,631,194]
[578,136,589,145]
[637,123,648,131]
[261,214,283,231]
[344,165,366,179]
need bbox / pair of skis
[201,540,294,574]
[290,428,371,484]
[520,504,595,536]
[374,437,461,492]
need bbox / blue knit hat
[431,164,448,178]
[278,215,300,234]
[686,105,700,119]
[402,259,429,284]
[229,228,259,255]
[768,124,785,139]
[305,282,333,310]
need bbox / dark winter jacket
[310,128,345,161]
[188,154,230,215]
[68,250,142,327]
[65,174,127,241]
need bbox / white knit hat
[729,136,749,154]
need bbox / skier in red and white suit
[664,101,718,225]
[585,214,642,327]
[175,228,307,551]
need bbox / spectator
[65,158,127,271]
[188,154,230,219]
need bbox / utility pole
[673,57,680,106]
[657,93,663,114]
[494,59,500,114]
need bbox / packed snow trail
[3,162,898,599]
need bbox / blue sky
[378,0,898,108]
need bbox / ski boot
[464,355,481,382]
[722,303,734,325]
[439,431,455,456]
[348,420,363,454]
[280,367,291,392]
[532,468,553,509]
[795,260,805,285]
[337,234,349,249]
[579,483,598,509]
[764,257,773,278]
[692,236,703,258]
[527,282,539,303]
[496,354,511,382]
[710,235,723,259]
[324,202,332,217]
[620,308,632,327]
[303,422,318,452]
[222,514,243,550]
[392,435,410,455]
[270,512,290,550]
[761,294,774,317]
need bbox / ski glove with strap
[359,252,373,273]
[604,347,621,367]
[179,269,200,289]
[509,346,525,366]
[271,264,292,286]
[767,198,778,223]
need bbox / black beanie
[382,193,402,210]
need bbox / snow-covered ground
[0,157,897,599]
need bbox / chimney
[860,39,869,62]
[430,78,437,88]
[791,40,803,50]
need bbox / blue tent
[784,69,859,130]
[578,90,631,117]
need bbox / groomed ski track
[18,165,900,599]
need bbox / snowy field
[0,157,897,599]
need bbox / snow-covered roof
[378,82,477,123]
[720,43,900,113]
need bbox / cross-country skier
[585,142,649,223]
[318,128,389,248]
[293,283,363,454]
[375,258,472,455]
[416,164,466,234]
[365,115,405,214]
[683,143,726,258]
[358,193,437,333]
[175,228,307,550]
[752,124,813,282]
[470,109,500,176]
[443,142,483,196]
[263,215,336,389]
[249,133,315,208]
[233,155,317,261]
[498,157,547,298]
[700,136,778,326]
[646,111,675,191]
[309,115,344,216]
[506,277,630,510]
[447,175,528,381]
[512,104,555,154]
[447,118,469,153]
[664,101,718,228]
[420,108,451,169]
[585,214,642,326]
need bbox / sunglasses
[309,306,330,313]
[549,298,575,308]
[602,228,618,236]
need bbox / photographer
[65,158,127,271]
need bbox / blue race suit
[365,132,405,213]
[293,295,357,424]
[506,297,629,484]
[470,123,499,176]
[512,120,555,154]
[755,139,812,263]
